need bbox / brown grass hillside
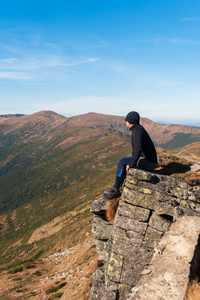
[156,147,200,185]
[1,110,200,147]
[171,142,200,163]
[0,201,98,300]
[0,110,66,134]
[0,111,200,299]
[66,112,200,145]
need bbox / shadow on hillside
[156,162,191,175]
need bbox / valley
[0,111,200,299]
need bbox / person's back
[130,123,157,169]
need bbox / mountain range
[1,110,200,146]
[0,110,200,299]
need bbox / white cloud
[0,55,99,70]
[157,80,183,87]
[0,55,100,82]
[169,38,199,45]
[0,58,18,63]
[0,44,19,53]
[0,71,32,80]
[181,17,200,21]
[61,57,100,67]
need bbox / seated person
[104,111,157,200]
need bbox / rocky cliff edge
[90,168,200,300]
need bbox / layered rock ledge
[90,169,200,300]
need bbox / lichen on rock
[90,169,200,300]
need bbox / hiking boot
[103,188,121,200]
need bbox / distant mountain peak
[0,110,200,149]
[30,110,66,119]
[0,114,25,118]
[0,110,67,135]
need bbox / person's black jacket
[129,124,157,168]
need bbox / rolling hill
[0,111,131,299]
[170,142,200,163]
[1,111,200,148]
[65,112,200,148]
[0,110,200,299]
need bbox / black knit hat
[125,111,140,124]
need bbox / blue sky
[0,0,200,125]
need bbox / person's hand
[126,165,129,173]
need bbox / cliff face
[127,215,200,300]
[90,169,200,300]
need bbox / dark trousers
[113,156,157,190]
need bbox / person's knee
[118,157,128,166]
[117,157,125,168]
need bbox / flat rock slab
[90,198,108,215]
[190,163,200,172]
[128,216,200,300]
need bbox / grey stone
[117,201,150,222]
[106,252,123,282]
[89,267,105,300]
[118,284,132,300]
[115,214,148,235]
[95,240,108,261]
[90,168,200,300]
[142,227,164,251]
[92,215,113,240]
[127,216,200,300]
[149,212,171,232]
[90,198,108,215]
[112,236,143,257]
[190,163,200,171]
[128,169,158,182]
[104,280,118,300]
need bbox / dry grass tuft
[181,171,200,186]
[82,277,93,300]
[106,198,120,221]
[81,259,99,300]
[184,280,200,300]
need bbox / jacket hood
[125,111,140,125]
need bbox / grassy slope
[0,170,114,299]
[66,112,200,149]
[0,113,200,299]
[0,124,131,299]
[0,126,125,211]
[155,132,200,149]
[170,142,200,162]
[0,124,131,257]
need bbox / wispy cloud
[0,55,100,69]
[0,71,32,80]
[91,35,199,52]
[61,57,100,67]
[158,80,183,87]
[0,43,19,53]
[181,17,200,21]
[95,37,164,49]
[0,54,100,81]
[169,38,199,45]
